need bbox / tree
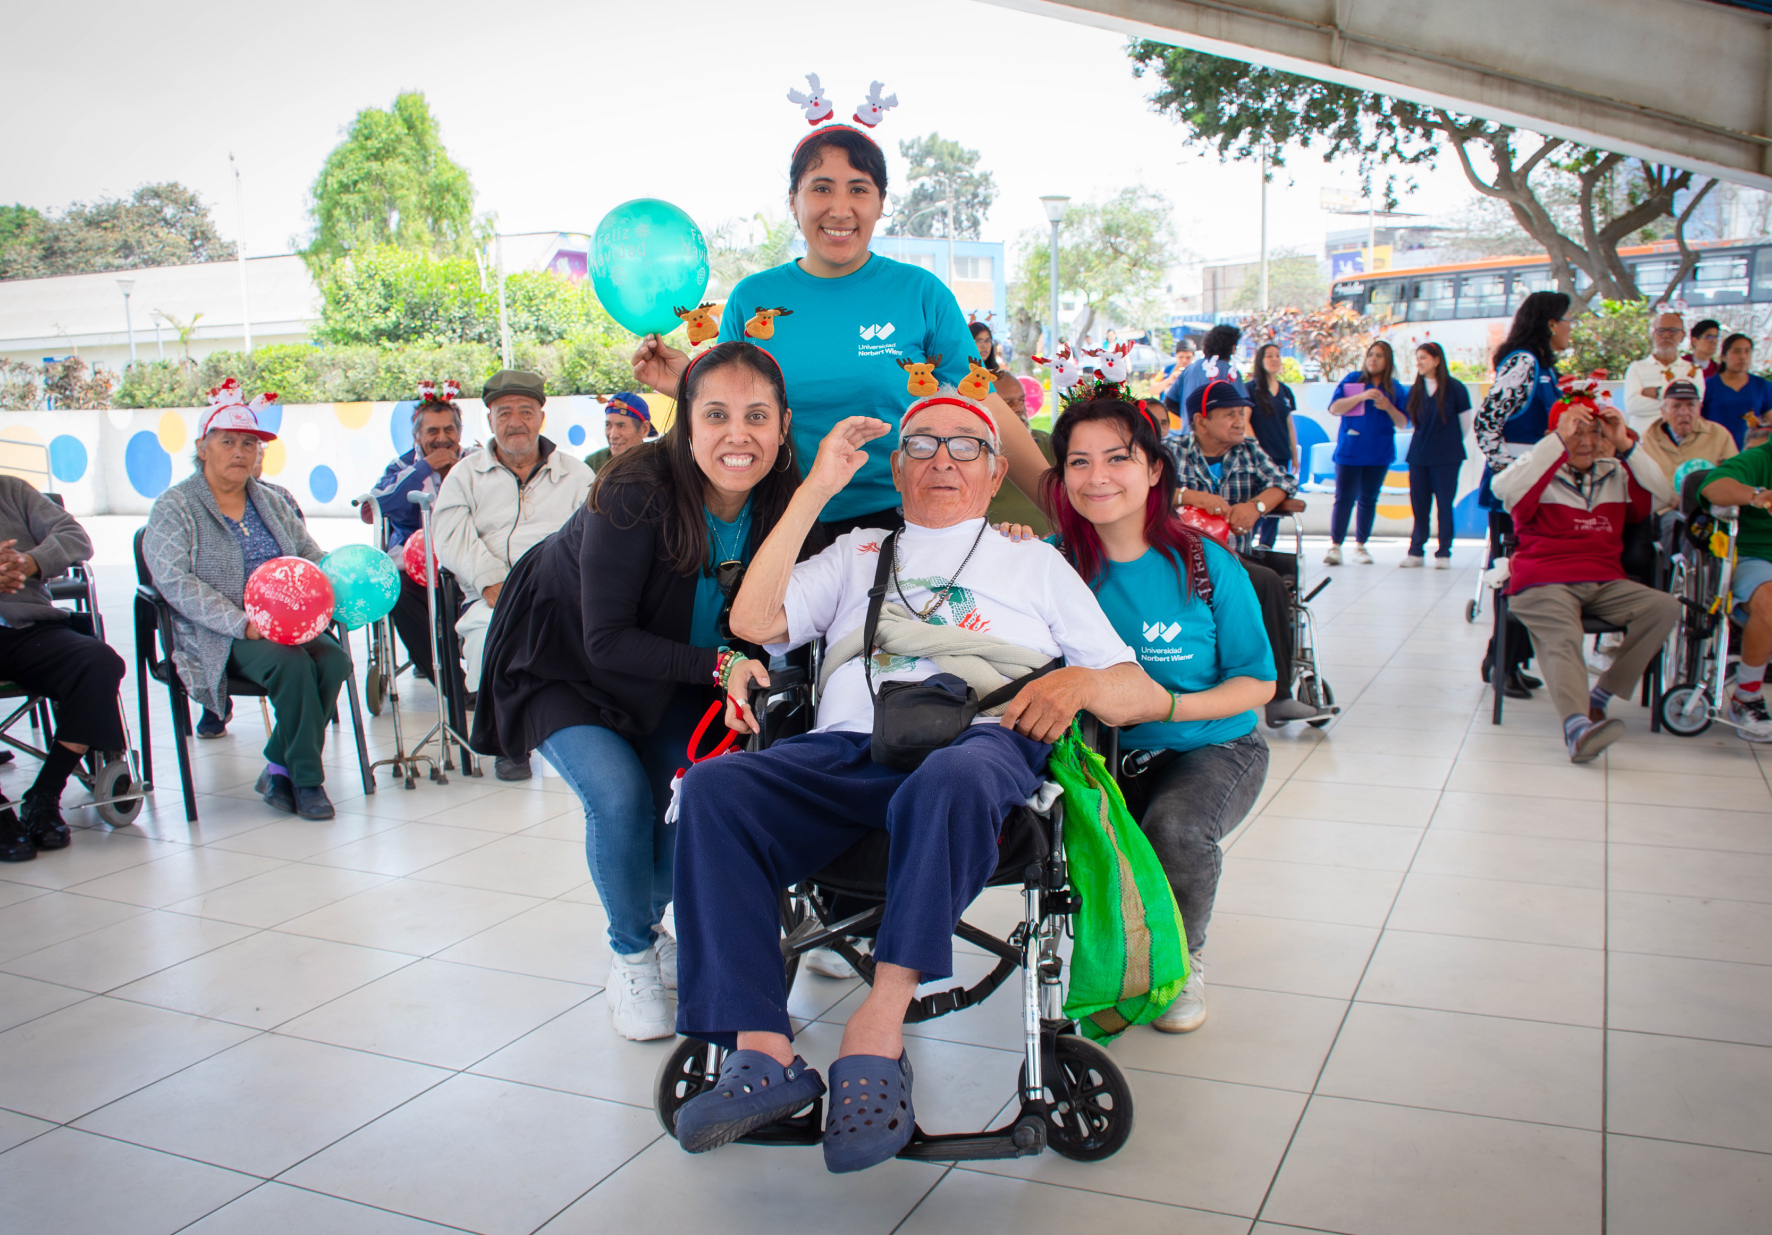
[1238,304,1379,376]
[1229,248,1328,311]
[304,91,477,269]
[1127,44,1718,307]
[0,184,236,281]
[1011,186,1180,346]
[708,213,796,293]
[888,133,996,239]
[1566,299,1659,377]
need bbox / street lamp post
[1039,196,1070,356]
[117,278,137,366]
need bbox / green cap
[481,369,547,406]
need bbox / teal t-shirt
[718,254,977,521]
[1091,539,1275,753]
[689,497,754,649]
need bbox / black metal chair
[133,528,374,821]
[1489,514,1664,726]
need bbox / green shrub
[1567,299,1655,378]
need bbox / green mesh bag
[1047,721,1189,1040]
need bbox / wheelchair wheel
[1659,683,1713,737]
[1020,1034,1134,1161]
[366,665,385,717]
[1296,673,1336,729]
[656,1037,722,1138]
[93,758,142,828]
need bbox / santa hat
[900,391,999,453]
[199,378,278,441]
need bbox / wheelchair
[652,659,1136,1164]
[1241,498,1339,727]
[352,499,412,719]
[0,562,147,829]
[1659,469,1745,737]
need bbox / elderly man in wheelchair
[668,390,1156,1173]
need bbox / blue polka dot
[568,424,585,446]
[309,465,338,504]
[254,402,283,434]
[124,431,171,498]
[49,435,87,483]
[390,402,416,454]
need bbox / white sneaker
[1153,952,1207,1033]
[1726,694,1772,742]
[804,946,858,979]
[1353,545,1375,564]
[607,950,674,1040]
[653,930,677,991]
[1323,546,1343,565]
[1433,555,1450,569]
[1400,554,1424,569]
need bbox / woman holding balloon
[143,383,350,821]
[629,113,1044,535]
[473,340,817,1042]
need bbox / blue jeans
[1256,516,1280,548]
[1408,462,1460,557]
[1330,463,1389,545]
[536,692,703,957]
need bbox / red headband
[681,341,786,390]
[792,122,881,159]
[900,395,999,448]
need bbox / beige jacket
[432,438,593,595]
[1636,418,1737,513]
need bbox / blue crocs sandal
[823,1051,914,1173]
[673,1050,825,1154]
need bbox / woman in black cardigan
[473,341,815,1041]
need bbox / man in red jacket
[1494,400,1678,762]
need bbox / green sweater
[987,429,1056,535]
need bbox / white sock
[1736,660,1768,701]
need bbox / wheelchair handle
[407,491,437,508]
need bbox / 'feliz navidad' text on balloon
[321,544,401,631]
[590,199,710,338]
[245,557,335,645]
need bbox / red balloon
[1177,504,1234,548]
[402,531,430,587]
[244,557,335,645]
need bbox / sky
[1,0,1486,286]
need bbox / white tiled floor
[2,545,1770,1234]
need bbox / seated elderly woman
[144,382,350,820]
[669,389,1154,1173]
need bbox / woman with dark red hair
[1045,395,1275,1036]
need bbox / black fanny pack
[862,529,1058,771]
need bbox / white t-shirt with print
[774,517,1137,734]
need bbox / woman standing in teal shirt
[634,125,1039,534]
[1325,340,1409,564]
[1046,395,1275,1035]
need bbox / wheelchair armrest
[1277,498,1307,514]
[746,668,816,751]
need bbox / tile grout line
[1601,740,1612,1234]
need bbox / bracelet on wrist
[1166,691,1179,723]
[712,647,738,690]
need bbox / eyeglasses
[901,434,992,461]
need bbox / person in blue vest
[632,110,1040,539]
[1473,290,1573,697]
[1400,341,1473,568]
[1324,341,1408,564]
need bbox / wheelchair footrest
[734,1097,824,1148]
[897,1113,1047,1161]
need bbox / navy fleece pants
[673,724,1048,1047]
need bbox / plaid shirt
[1170,435,1298,506]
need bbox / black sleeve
[1451,379,1473,414]
[579,487,719,686]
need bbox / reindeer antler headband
[788,72,899,155]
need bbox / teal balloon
[590,199,709,337]
[320,544,400,631]
[1673,457,1715,495]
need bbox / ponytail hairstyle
[1044,396,1212,601]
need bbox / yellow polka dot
[261,439,287,477]
[333,402,373,430]
[156,412,187,453]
